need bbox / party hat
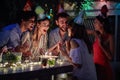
[57,4,65,13]
[35,5,46,20]
[74,10,85,25]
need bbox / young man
[0,11,36,54]
[49,12,70,80]
[49,12,69,57]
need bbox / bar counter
[0,61,73,80]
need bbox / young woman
[59,21,97,80]
[21,16,59,61]
[87,15,114,80]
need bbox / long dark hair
[96,15,111,34]
[68,21,92,53]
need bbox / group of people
[0,4,115,80]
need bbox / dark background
[0,0,120,62]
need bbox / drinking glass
[41,57,48,67]
[12,52,22,63]
[56,59,63,65]
[48,58,55,67]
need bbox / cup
[41,58,48,67]
[12,52,22,62]
[56,59,63,65]
[48,58,55,67]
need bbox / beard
[60,27,67,32]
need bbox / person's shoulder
[49,28,59,34]
[24,31,30,35]
[70,39,79,49]
[0,30,10,37]
[2,23,18,31]
[23,31,31,37]
[9,25,20,36]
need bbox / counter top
[0,61,73,80]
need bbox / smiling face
[56,17,68,32]
[37,19,50,35]
[94,18,103,31]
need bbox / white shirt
[69,38,97,80]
